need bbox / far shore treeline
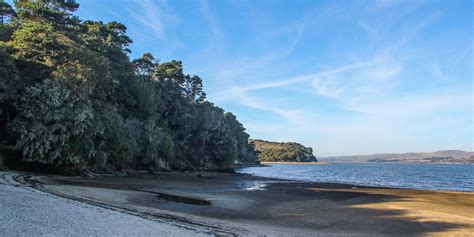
[0,0,258,174]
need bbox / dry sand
[22,171,474,236]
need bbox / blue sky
[11,0,474,156]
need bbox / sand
[0,171,213,236]
[19,171,474,236]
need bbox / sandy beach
[17,171,474,236]
[0,172,214,236]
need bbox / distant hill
[252,140,317,162]
[319,150,474,164]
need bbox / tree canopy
[0,0,257,174]
[253,140,317,162]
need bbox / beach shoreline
[19,171,474,236]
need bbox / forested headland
[253,140,317,162]
[0,0,257,174]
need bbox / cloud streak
[122,0,470,156]
[215,60,376,98]
[127,0,179,40]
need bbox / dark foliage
[0,0,257,173]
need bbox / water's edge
[237,163,474,192]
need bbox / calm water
[237,163,474,192]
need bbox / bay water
[237,163,474,192]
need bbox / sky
[11,0,474,156]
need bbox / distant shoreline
[260,161,331,165]
[319,161,474,165]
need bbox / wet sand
[24,171,474,236]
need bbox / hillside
[0,1,257,173]
[319,150,474,164]
[252,140,317,162]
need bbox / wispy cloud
[71,0,473,155]
[212,7,439,100]
[234,91,309,125]
[214,60,376,99]
[282,22,305,57]
[253,6,337,59]
[199,0,225,42]
[123,0,472,155]
[183,0,227,72]
[127,0,179,40]
[210,4,471,155]
[219,50,403,124]
[388,11,442,52]
[241,87,472,156]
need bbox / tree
[0,1,17,31]
[252,140,317,162]
[155,60,185,85]
[0,44,21,158]
[132,52,156,79]
[0,0,257,173]
[184,75,206,103]
[13,79,97,169]
[14,0,80,28]
[13,79,132,171]
[0,45,20,124]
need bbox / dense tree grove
[0,0,257,173]
[253,140,317,162]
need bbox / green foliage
[14,0,80,29]
[0,0,257,173]
[253,140,317,162]
[0,2,17,21]
[0,1,17,41]
[13,79,96,168]
[13,79,133,170]
[0,44,22,155]
[10,20,58,63]
[0,45,21,109]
